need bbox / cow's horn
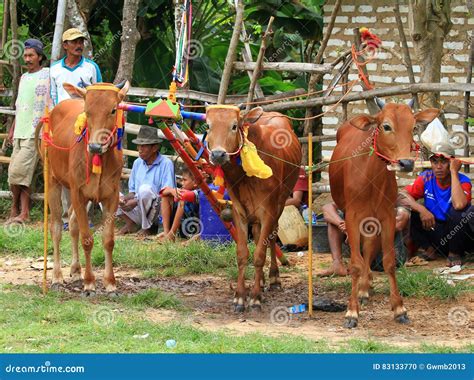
[115,80,127,89]
[374,97,385,109]
[237,103,246,110]
[407,98,415,109]
[79,77,90,88]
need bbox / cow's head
[205,105,263,165]
[63,81,130,154]
[350,100,438,172]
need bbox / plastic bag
[420,117,449,151]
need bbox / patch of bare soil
[1,254,472,350]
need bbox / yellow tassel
[212,190,224,199]
[74,112,87,135]
[240,138,273,179]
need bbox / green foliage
[118,289,184,310]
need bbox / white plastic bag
[420,118,449,151]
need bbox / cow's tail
[34,120,44,160]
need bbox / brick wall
[321,0,472,160]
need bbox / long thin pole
[307,132,313,317]
[42,108,49,295]
[51,0,66,62]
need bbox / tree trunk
[408,0,452,108]
[0,0,9,90]
[114,0,141,84]
[302,0,342,165]
[51,0,67,62]
[65,0,94,58]
[217,0,244,104]
[9,0,20,104]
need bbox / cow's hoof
[359,296,369,306]
[249,299,262,312]
[50,283,63,291]
[344,317,358,329]
[395,313,410,324]
[234,304,245,313]
[81,290,96,298]
[107,291,119,298]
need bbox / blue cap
[24,38,45,57]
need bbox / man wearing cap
[50,28,102,105]
[117,126,175,236]
[402,143,473,267]
[6,38,51,224]
[50,28,102,229]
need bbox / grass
[1,284,471,354]
[118,289,185,311]
[395,267,473,300]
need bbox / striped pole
[308,132,313,317]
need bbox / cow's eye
[231,122,238,131]
[383,123,392,132]
[111,109,116,115]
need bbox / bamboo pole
[262,82,474,111]
[307,132,313,317]
[51,0,66,62]
[246,16,274,111]
[42,108,49,295]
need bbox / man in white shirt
[50,28,102,229]
[50,28,102,105]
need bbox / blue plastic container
[198,185,232,243]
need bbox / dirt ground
[0,253,472,350]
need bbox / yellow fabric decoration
[74,112,87,135]
[240,127,273,179]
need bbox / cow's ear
[63,83,86,98]
[117,80,130,102]
[349,115,377,131]
[242,106,263,124]
[414,108,439,126]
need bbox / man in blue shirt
[403,143,473,267]
[117,126,175,236]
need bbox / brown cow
[206,105,302,312]
[329,100,438,328]
[37,81,129,295]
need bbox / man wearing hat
[49,28,102,229]
[402,142,473,266]
[49,28,102,105]
[117,126,175,236]
[6,38,51,224]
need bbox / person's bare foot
[317,262,349,277]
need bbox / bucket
[198,187,232,244]
[310,222,350,255]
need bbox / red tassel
[213,166,225,187]
[92,154,102,174]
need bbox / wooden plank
[233,61,333,74]
[0,106,15,115]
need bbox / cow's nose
[399,159,414,172]
[211,149,228,164]
[88,143,102,154]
